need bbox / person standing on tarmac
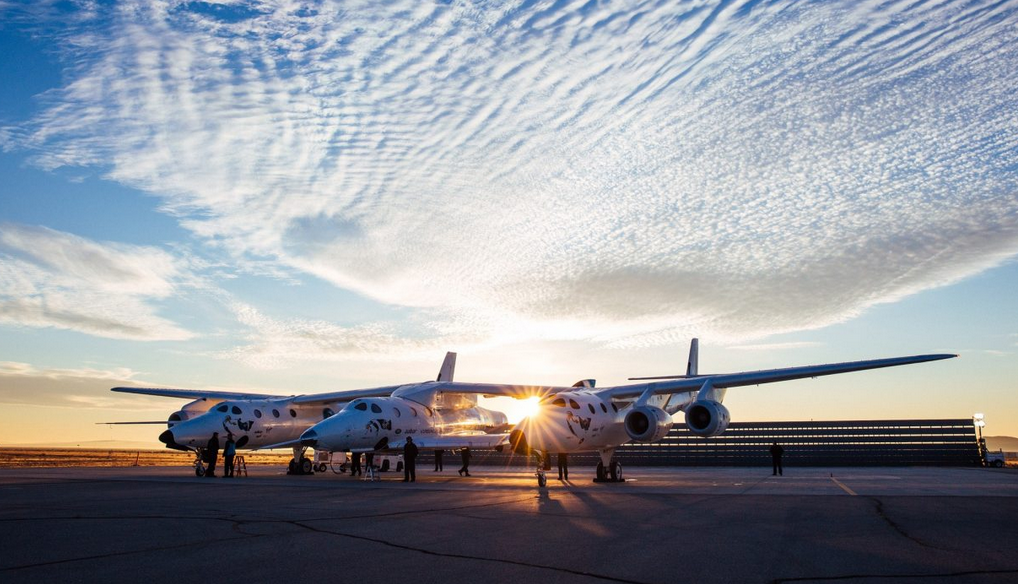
[350,452,362,476]
[223,435,237,478]
[434,449,444,472]
[770,442,784,476]
[403,437,418,482]
[557,452,569,480]
[458,446,471,476]
[205,432,220,478]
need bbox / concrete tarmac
[1,466,1016,583]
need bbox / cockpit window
[254,409,262,418]
[370,404,382,413]
[410,407,418,417]
[323,408,335,419]
[217,404,228,412]
[588,404,596,414]
[272,409,280,418]
[393,408,401,418]
[569,399,580,409]
[231,406,242,415]
[354,402,367,411]
[551,398,566,407]
[289,409,297,418]
[611,403,618,412]
[600,403,608,413]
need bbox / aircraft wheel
[300,457,314,474]
[595,461,606,481]
[610,460,623,482]
[195,465,205,477]
[288,459,296,474]
[537,473,547,487]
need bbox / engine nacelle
[684,400,731,436]
[168,399,216,428]
[624,406,673,443]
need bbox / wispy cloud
[0,223,195,340]
[215,300,454,369]
[726,342,824,352]
[10,0,1018,347]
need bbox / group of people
[399,439,472,482]
[339,439,473,483]
[202,431,238,478]
[201,433,788,480]
[431,447,472,476]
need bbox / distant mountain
[985,436,1018,452]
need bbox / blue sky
[0,0,1016,446]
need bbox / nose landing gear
[593,448,624,483]
[193,448,206,477]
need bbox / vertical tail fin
[437,352,457,382]
[686,338,699,377]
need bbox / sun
[480,395,543,424]
[516,396,542,420]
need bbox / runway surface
[1,466,1016,583]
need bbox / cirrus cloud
[9,0,1018,347]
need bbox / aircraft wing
[289,385,406,405]
[111,387,282,401]
[598,353,957,400]
[425,382,561,399]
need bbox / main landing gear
[593,449,624,483]
[287,445,314,475]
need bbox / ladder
[234,455,248,477]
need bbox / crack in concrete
[867,496,951,551]
[288,519,656,584]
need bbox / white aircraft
[298,340,956,485]
[110,353,507,475]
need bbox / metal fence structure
[452,418,982,468]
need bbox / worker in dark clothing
[434,449,444,472]
[557,452,569,480]
[770,442,784,476]
[350,452,362,476]
[205,432,220,478]
[223,435,236,478]
[365,452,375,472]
[403,437,418,482]
[458,446,471,477]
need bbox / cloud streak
[10,0,1018,347]
[0,223,195,340]
[0,361,161,408]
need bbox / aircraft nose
[158,430,175,446]
[300,429,318,447]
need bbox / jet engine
[684,400,731,436]
[167,399,215,428]
[624,406,673,442]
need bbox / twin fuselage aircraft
[113,341,956,484]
